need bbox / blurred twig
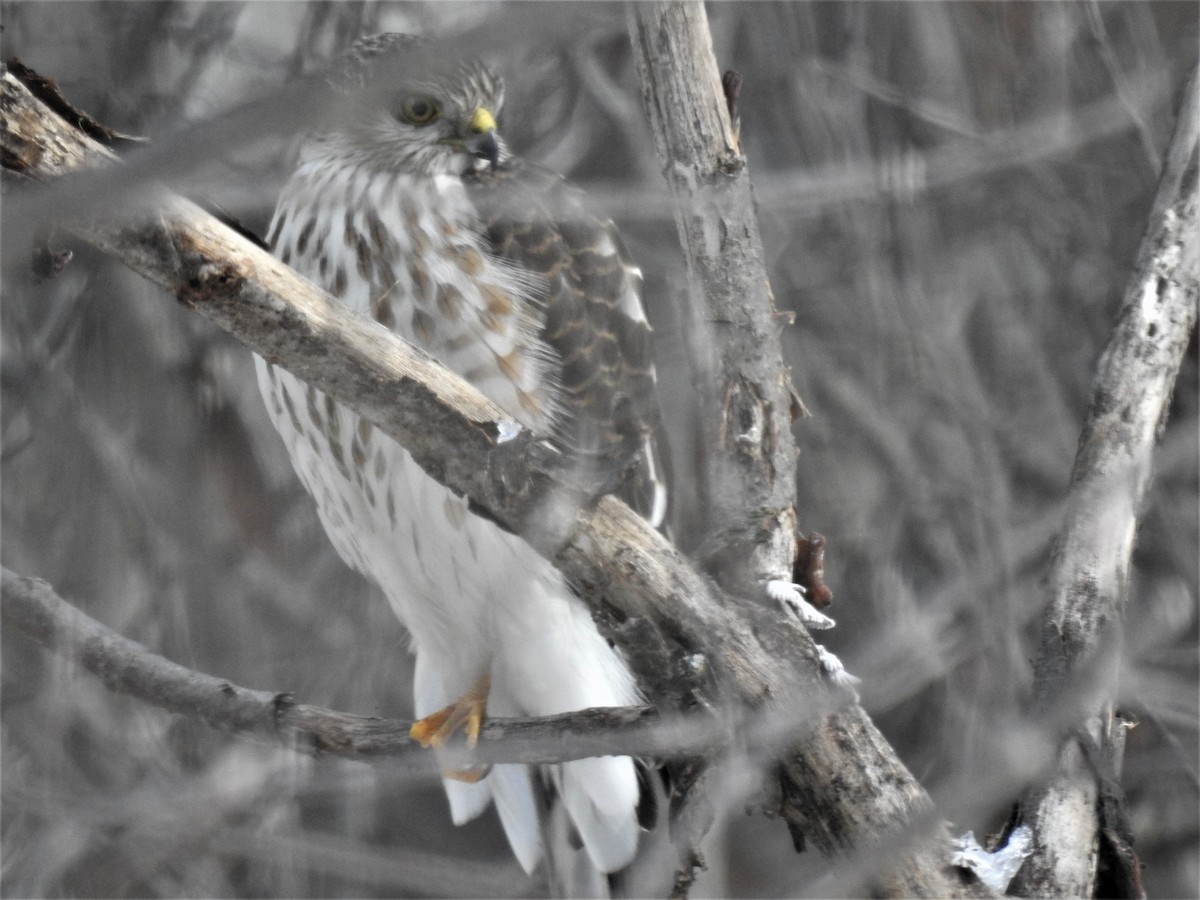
[1085,0,1162,173]
[209,827,536,898]
[0,6,626,249]
[1013,67,1198,898]
[804,55,982,139]
[578,75,1169,223]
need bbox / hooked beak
[463,106,500,169]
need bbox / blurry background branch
[2,59,976,898]
[1012,67,1198,898]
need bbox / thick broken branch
[629,3,801,592]
[1012,68,1199,897]
[1,61,974,896]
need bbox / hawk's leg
[410,672,491,783]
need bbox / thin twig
[1085,0,1162,172]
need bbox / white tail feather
[443,777,491,825]
[488,764,544,874]
[546,800,612,899]
[560,757,640,873]
[412,609,641,878]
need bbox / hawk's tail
[442,766,544,873]
[554,756,641,873]
[442,756,641,892]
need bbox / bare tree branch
[1013,67,1199,897]
[0,565,723,767]
[1,59,982,897]
[626,5,809,891]
[629,2,801,586]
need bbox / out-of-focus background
[2,2,1196,897]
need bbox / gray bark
[629,2,802,594]
[1013,68,1198,897]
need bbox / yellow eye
[401,96,440,125]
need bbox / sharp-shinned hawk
[254,34,666,879]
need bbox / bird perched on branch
[255,34,666,884]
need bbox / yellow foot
[409,674,491,783]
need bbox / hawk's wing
[465,161,668,529]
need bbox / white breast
[269,160,559,429]
[254,152,642,874]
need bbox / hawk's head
[312,33,508,177]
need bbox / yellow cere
[470,107,496,134]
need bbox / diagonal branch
[1013,67,1199,898]
[2,60,976,896]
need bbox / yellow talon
[409,673,491,782]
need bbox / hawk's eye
[401,96,441,125]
